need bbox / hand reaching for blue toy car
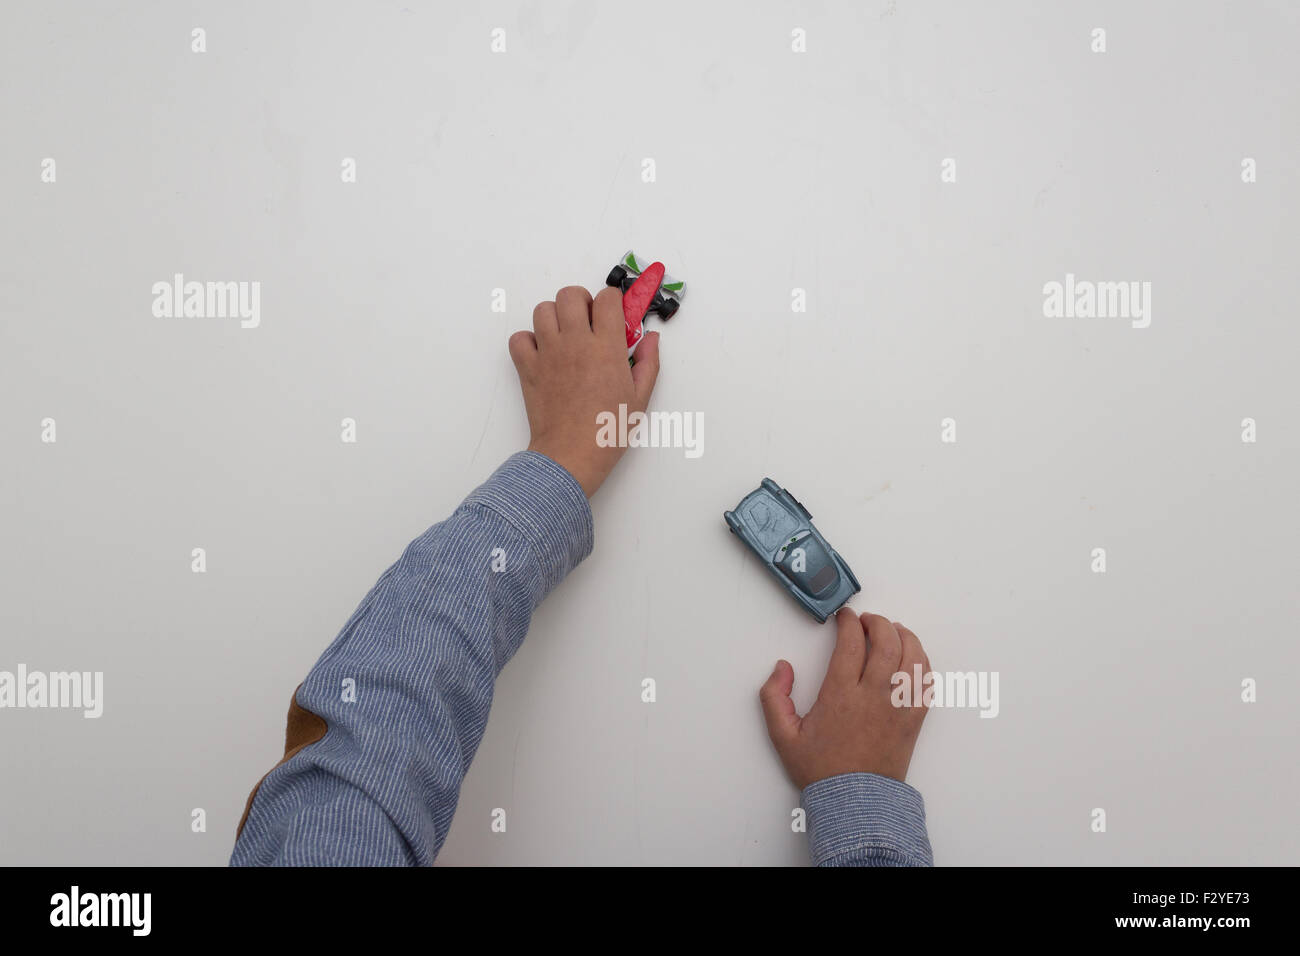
[760,609,932,790]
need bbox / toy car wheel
[657,297,680,320]
[605,265,628,287]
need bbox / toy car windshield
[724,479,860,624]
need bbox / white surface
[1,0,1297,865]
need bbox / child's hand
[759,609,930,790]
[509,285,660,498]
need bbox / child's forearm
[803,773,933,866]
[230,450,592,865]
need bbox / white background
[2,0,1297,865]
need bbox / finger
[555,285,594,335]
[895,623,932,710]
[507,329,537,370]
[591,286,624,345]
[824,606,868,689]
[630,331,660,410]
[897,622,927,669]
[532,301,558,342]
[861,613,904,684]
[759,660,801,748]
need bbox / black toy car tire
[658,297,680,320]
[606,265,628,287]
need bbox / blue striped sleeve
[230,450,593,866]
[802,773,934,867]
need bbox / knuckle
[556,284,591,302]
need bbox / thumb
[759,660,801,750]
[630,331,660,411]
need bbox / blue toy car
[724,479,861,624]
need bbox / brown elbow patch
[235,683,328,839]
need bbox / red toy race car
[605,250,686,359]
